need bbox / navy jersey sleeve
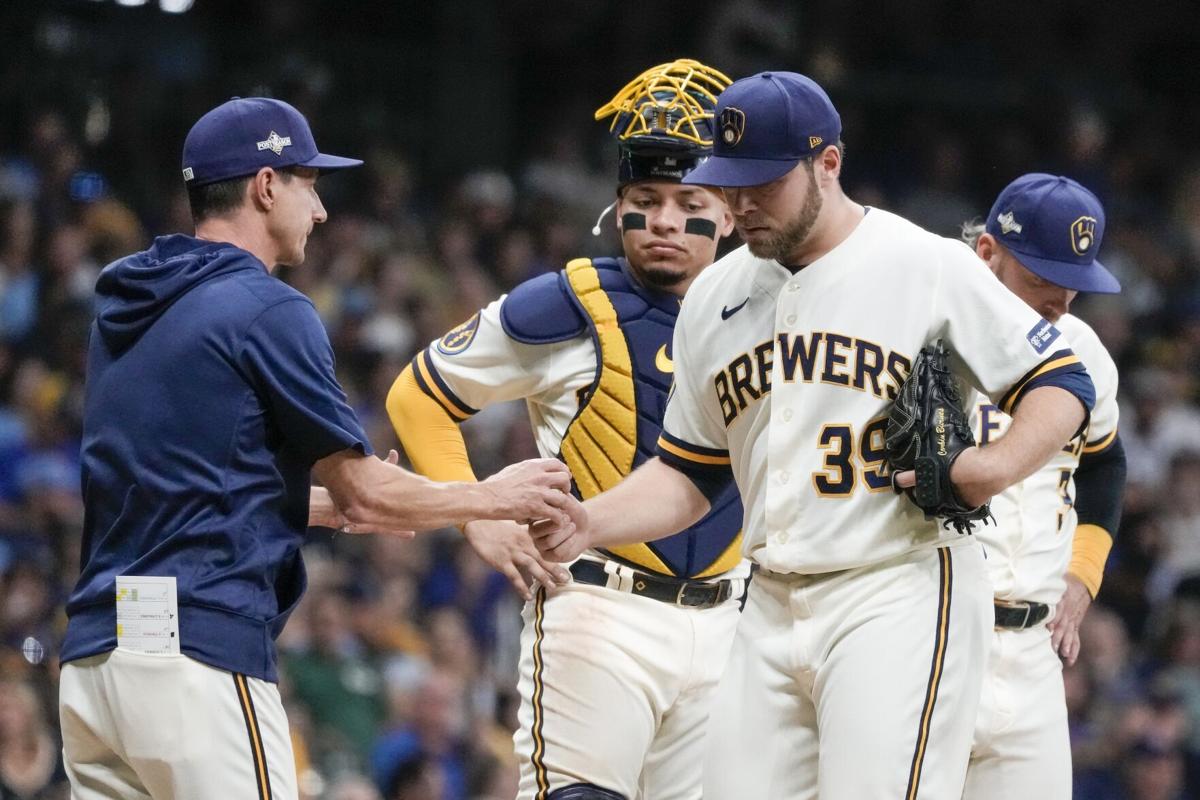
[240,298,372,465]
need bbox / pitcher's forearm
[992,385,1085,485]
[954,385,1086,504]
[585,458,711,549]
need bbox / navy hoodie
[62,234,369,682]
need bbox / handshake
[311,451,592,601]
[458,457,594,601]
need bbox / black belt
[569,560,735,609]
[993,600,1050,630]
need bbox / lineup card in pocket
[116,575,181,655]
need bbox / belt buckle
[995,599,1032,629]
[679,582,722,608]
[1016,603,1032,629]
[677,582,710,607]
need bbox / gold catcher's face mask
[595,59,732,152]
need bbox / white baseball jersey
[424,297,596,458]
[423,279,750,582]
[660,207,1090,575]
[969,313,1119,606]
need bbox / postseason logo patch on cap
[256,131,293,156]
[1026,319,1061,354]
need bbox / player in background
[531,72,1097,799]
[386,60,744,800]
[961,174,1127,799]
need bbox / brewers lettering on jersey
[388,60,745,800]
[534,73,1096,800]
[960,173,1126,800]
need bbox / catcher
[386,60,743,800]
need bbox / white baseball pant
[702,543,990,799]
[513,577,742,800]
[60,649,297,800]
[963,624,1071,799]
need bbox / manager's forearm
[315,451,495,531]
[584,457,711,549]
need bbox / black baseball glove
[884,339,993,533]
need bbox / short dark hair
[186,167,296,223]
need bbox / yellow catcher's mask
[595,59,732,154]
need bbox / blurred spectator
[372,671,470,800]
[0,680,67,799]
[327,774,384,800]
[0,201,38,345]
[284,588,386,773]
[1123,739,1189,800]
[1121,370,1200,513]
[0,2,1199,795]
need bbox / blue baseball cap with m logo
[182,97,362,186]
[985,173,1120,294]
[682,71,842,188]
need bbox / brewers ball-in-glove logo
[720,107,745,147]
[437,312,481,355]
[1071,215,1098,255]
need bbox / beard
[632,262,688,290]
[744,167,823,264]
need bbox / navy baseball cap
[682,71,841,188]
[985,173,1120,294]
[182,97,362,186]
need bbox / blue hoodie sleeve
[240,297,372,465]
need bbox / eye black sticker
[621,212,647,231]
[684,218,718,239]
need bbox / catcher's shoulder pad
[499,271,586,345]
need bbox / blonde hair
[960,219,986,250]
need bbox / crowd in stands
[3,2,1200,797]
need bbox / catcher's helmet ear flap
[594,59,732,154]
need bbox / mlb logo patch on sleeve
[1026,319,1061,354]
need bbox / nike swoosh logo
[721,297,749,320]
[655,345,674,374]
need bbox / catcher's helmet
[594,59,732,187]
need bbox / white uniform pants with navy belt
[513,575,742,800]
[962,623,1072,800]
[702,543,990,800]
[59,649,297,800]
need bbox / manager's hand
[479,458,583,530]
